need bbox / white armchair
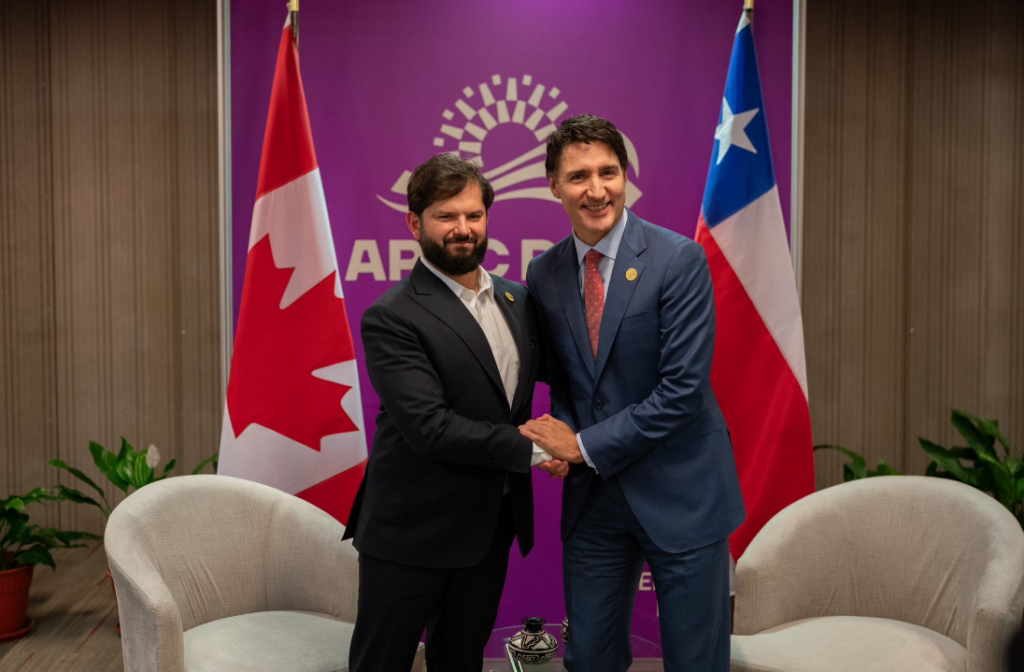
[105,474,424,672]
[731,476,1024,672]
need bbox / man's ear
[549,176,561,201]
[406,211,421,240]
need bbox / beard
[419,231,488,276]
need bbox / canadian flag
[218,14,367,524]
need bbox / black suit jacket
[343,260,539,569]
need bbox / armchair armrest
[265,498,360,622]
[107,553,186,672]
[733,507,847,635]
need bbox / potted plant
[816,409,1023,530]
[47,438,217,634]
[49,438,218,518]
[0,488,100,640]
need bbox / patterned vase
[508,617,558,664]
[561,616,569,644]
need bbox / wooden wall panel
[805,0,1024,487]
[1,2,58,511]
[803,0,911,486]
[1,0,219,534]
[904,0,1024,472]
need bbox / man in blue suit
[523,114,746,672]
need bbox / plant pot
[0,563,34,638]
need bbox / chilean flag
[695,10,815,558]
[218,14,368,524]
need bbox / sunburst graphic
[377,74,642,212]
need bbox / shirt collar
[573,207,629,266]
[420,257,492,298]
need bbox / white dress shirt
[570,207,629,472]
[420,259,552,466]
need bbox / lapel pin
[626,268,638,281]
[505,291,515,302]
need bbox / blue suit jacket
[526,211,745,554]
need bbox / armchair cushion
[183,611,353,672]
[731,615,967,672]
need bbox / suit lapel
[408,262,506,400]
[554,239,596,379]
[493,279,530,417]
[594,213,647,383]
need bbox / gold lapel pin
[626,268,638,281]
[505,291,515,302]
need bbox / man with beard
[344,153,567,672]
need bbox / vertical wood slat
[1,2,58,509]
[806,0,1024,486]
[804,0,911,486]
[1,0,220,535]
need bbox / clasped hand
[521,415,584,473]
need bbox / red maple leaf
[227,235,359,449]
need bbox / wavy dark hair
[544,114,629,177]
[407,153,494,218]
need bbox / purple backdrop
[231,0,792,654]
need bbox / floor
[0,545,123,672]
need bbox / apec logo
[346,74,642,282]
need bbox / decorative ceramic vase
[508,617,558,664]
[561,616,569,644]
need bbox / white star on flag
[714,97,760,165]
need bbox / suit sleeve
[361,302,533,473]
[527,260,577,432]
[578,241,716,475]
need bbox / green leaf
[48,458,108,501]
[815,444,868,476]
[956,409,1011,453]
[950,412,998,461]
[872,461,902,476]
[116,450,137,489]
[53,530,102,544]
[161,459,177,478]
[53,485,107,515]
[191,453,218,475]
[16,548,56,570]
[90,441,130,493]
[1007,457,1024,477]
[117,437,132,462]
[4,498,25,512]
[919,438,974,483]
[130,450,155,489]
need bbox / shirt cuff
[577,433,597,472]
[531,443,553,466]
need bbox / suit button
[594,399,604,410]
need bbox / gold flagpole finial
[744,0,753,25]
[290,0,299,49]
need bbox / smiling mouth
[583,203,610,214]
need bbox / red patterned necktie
[584,250,605,359]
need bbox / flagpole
[290,0,299,49]
[744,0,753,25]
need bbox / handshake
[520,414,582,479]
